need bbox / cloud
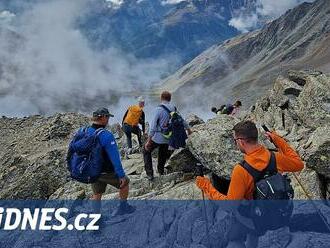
[0,10,16,28]
[257,0,315,18]
[105,0,124,9]
[161,0,187,5]
[229,13,258,33]
[229,0,316,33]
[0,0,177,117]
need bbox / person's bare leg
[112,184,135,216]
[91,193,102,200]
[90,193,102,214]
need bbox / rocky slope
[157,0,330,110]
[0,70,329,247]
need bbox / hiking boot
[112,202,136,216]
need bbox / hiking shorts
[91,173,130,194]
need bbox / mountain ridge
[80,0,259,66]
[157,0,330,110]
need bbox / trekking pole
[196,163,211,247]
[292,172,330,233]
[201,190,212,247]
[261,124,330,232]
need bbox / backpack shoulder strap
[95,128,105,136]
[264,152,277,173]
[157,105,171,128]
[239,152,277,182]
[240,161,263,182]
[77,126,88,135]
[159,104,171,114]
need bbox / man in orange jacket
[122,96,146,154]
[196,120,304,247]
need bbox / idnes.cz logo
[0,207,101,231]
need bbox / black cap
[92,107,114,118]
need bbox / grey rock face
[122,153,145,175]
[49,181,89,200]
[187,115,241,179]
[0,113,89,199]
[153,181,203,200]
[296,73,330,129]
[185,114,205,127]
[251,70,330,199]
[289,168,322,200]
[302,126,330,177]
[166,148,200,174]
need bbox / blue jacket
[83,126,125,178]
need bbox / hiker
[86,108,135,215]
[221,100,242,115]
[230,100,242,116]
[211,105,226,115]
[122,96,146,154]
[143,91,192,181]
[195,120,304,247]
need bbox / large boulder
[252,70,329,133]
[252,76,304,132]
[49,181,90,200]
[289,168,322,200]
[166,148,201,173]
[122,153,145,175]
[153,181,203,200]
[301,126,330,177]
[295,72,330,129]
[0,148,68,199]
[250,70,330,199]
[186,115,242,179]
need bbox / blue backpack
[159,105,187,149]
[67,127,105,184]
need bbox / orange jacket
[123,105,144,127]
[196,132,304,200]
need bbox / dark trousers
[123,123,142,149]
[143,141,173,177]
